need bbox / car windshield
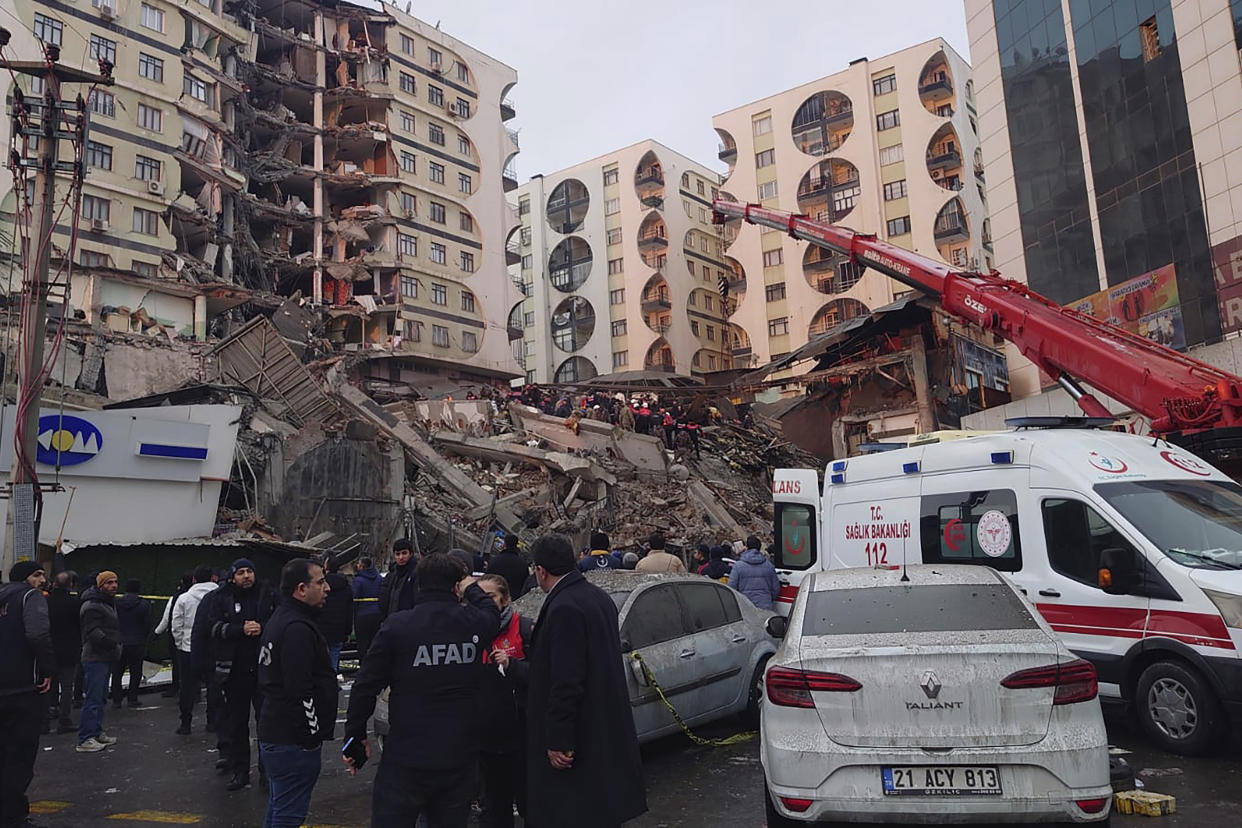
[1096,479,1242,570]
[802,584,1038,636]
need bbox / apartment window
[518,199,530,216]
[606,227,622,245]
[876,109,900,131]
[82,195,110,222]
[460,251,474,273]
[133,261,158,278]
[33,14,62,45]
[135,155,161,181]
[605,198,620,215]
[428,85,444,107]
[687,262,696,278]
[758,181,778,200]
[459,211,473,232]
[431,283,447,305]
[430,202,446,223]
[401,151,416,173]
[1140,16,1161,62]
[132,206,159,236]
[753,115,772,136]
[700,236,709,253]
[398,234,417,258]
[520,227,532,245]
[705,294,716,311]
[87,141,112,171]
[183,74,211,104]
[762,249,783,267]
[768,317,790,337]
[873,73,896,95]
[603,168,619,185]
[89,34,116,64]
[460,290,476,312]
[883,179,907,201]
[887,215,912,236]
[879,145,904,166]
[404,320,422,341]
[137,104,162,132]
[400,192,416,214]
[611,319,627,337]
[456,62,470,83]
[458,173,472,194]
[428,47,442,67]
[523,341,536,356]
[400,274,418,297]
[140,3,164,32]
[609,288,625,305]
[608,258,623,275]
[458,134,471,155]
[687,291,697,307]
[765,283,786,302]
[139,53,164,83]
[455,98,470,118]
[432,324,450,347]
[461,331,478,353]
[89,89,115,118]
[428,123,445,145]
[690,320,700,336]
[697,180,706,195]
[706,325,716,341]
[521,254,532,270]
[430,242,446,265]
[756,149,775,168]
[80,250,110,268]
[429,162,445,184]
[399,72,415,94]
[400,111,415,132]
[523,312,534,327]
[613,351,628,368]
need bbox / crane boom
[713,201,1242,436]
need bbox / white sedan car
[762,565,1112,826]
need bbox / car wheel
[763,783,802,828]
[742,655,771,727]
[1134,660,1224,756]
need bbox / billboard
[1212,235,1242,336]
[1069,263,1185,350]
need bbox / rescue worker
[344,553,501,827]
[577,531,620,572]
[203,558,276,791]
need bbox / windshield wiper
[1168,548,1242,570]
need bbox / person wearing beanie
[635,532,686,574]
[77,570,121,752]
[487,533,530,600]
[111,579,150,709]
[351,557,382,660]
[578,530,621,572]
[201,557,276,790]
[702,545,733,582]
[0,560,54,826]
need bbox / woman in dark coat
[524,535,646,828]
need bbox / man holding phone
[344,552,501,827]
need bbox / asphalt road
[23,689,1242,827]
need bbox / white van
[771,427,1242,755]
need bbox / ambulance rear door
[771,468,821,616]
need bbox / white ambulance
[771,427,1242,755]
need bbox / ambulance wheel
[1135,660,1224,756]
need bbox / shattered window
[603,168,619,185]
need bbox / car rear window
[802,584,1038,636]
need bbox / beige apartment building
[3,0,521,382]
[712,38,992,371]
[509,141,732,384]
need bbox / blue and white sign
[36,415,103,467]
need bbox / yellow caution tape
[629,651,756,747]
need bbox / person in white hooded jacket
[171,566,218,735]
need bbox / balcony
[927,149,962,172]
[727,277,746,294]
[502,163,518,193]
[507,323,522,341]
[919,75,953,99]
[635,169,664,188]
[718,142,736,162]
[506,240,520,266]
[500,97,516,121]
[731,345,752,358]
[797,175,859,201]
[934,213,968,242]
[649,322,671,335]
[974,160,985,179]
[645,360,675,373]
[804,254,836,275]
[506,128,520,150]
[642,291,672,312]
[637,232,668,250]
[640,194,663,209]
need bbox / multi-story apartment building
[967,0,1242,398]
[510,141,732,384]
[712,39,992,370]
[3,0,520,381]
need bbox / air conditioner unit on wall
[430,60,442,73]
[447,102,460,117]
[91,219,109,232]
[99,4,115,20]
[147,180,165,195]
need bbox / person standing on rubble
[634,533,686,574]
[728,536,781,611]
[379,539,416,620]
[616,403,634,432]
[351,557,382,659]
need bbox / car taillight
[1001,658,1098,705]
[1076,798,1109,814]
[779,797,813,812]
[765,666,862,707]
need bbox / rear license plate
[882,766,1001,796]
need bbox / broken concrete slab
[506,403,667,477]
[432,431,617,487]
[687,479,749,540]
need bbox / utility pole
[1,38,111,573]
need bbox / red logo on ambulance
[1088,451,1128,474]
[1160,450,1212,477]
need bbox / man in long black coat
[525,534,646,828]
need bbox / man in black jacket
[47,571,80,733]
[111,579,149,709]
[344,552,501,827]
[525,534,646,828]
[204,559,276,791]
[319,557,352,675]
[0,561,54,828]
[77,571,121,752]
[486,533,528,599]
[257,558,336,828]
[377,539,415,620]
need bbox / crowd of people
[0,523,787,827]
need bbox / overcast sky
[406,0,971,179]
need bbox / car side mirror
[765,615,787,639]
[1099,547,1139,595]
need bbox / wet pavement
[24,690,1241,827]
